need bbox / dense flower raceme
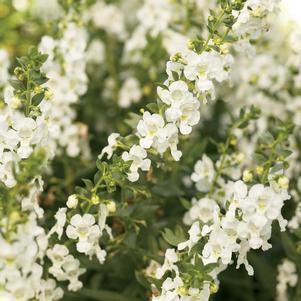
[223,16,301,233]
[98,0,283,183]
[149,106,293,300]
[0,51,64,299]
[0,55,109,301]
[39,21,90,158]
[0,6,95,301]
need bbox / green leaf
[162,228,185,246]
[32,92,44,106]
[9,79,25,91]
[253,153,266,164]
[125,113,141,129]
[260,132,274,144]
[180,197,191,210]
[146,103,158,113]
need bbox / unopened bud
[34,86,43,94]
[278,176,289,189]
[67,194,78,209]
[91,194,100,205]
[243,170,253,182]
[256,166,264,176]
[230,137,237,146]
[187,40,195,50]
[45,90,53,100]
[210,283,218,294]
[106,200,116,213]
[177,287,188,296]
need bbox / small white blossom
[66,214,101,254]
[191,154,215,192]
[98,133,120,160]
[122,145,151,182]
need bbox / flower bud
[34,86,43,94]
[106,200,116,213]
[67,194,78,209]
[187,40,195,50]
[256,166,264,175]
[45,90,53,100]
[243,170,253,182]
[210,282,218,294]
[177,287,187,296]
[91,194,100,205]
[278,176,289,189]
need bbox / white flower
[119,77,142,108]
[89,1,126,39]
[98,133,120,160]
[137,111,165,149]
[158,80,200,135]
[202,224,237,265]
[66,214,101,254]
[38,279,64,301]
[191,154,215,192]
[48,208,67,240]
[178,221,201,251]
[86,39,105,65]
[182,51,233,99]
[276,259,298,301]
[47,244,69,267]
[183,198,220,225]
[153,123,182,161]
[155,248,179,279]
[137,0,173,37]
[48,252,85,292]
[122,145,151,182]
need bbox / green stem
[25,69,31,117]
[199,9,226,55]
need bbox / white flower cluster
[232,0,281,52]
[183,180,290,272]
[0,204,109,300]
[121,78,205,181]
[153,249,212,301]
[114,0,281,183]
[0,9,96,301]
[39,22,89,157]
[0,87,52,188]
[0,213,63,301]
[123,0,214,63]
[48,203,111,264]
[166,51,233,101]
[152,152,290,300]
[276,259,298,301]
[47,244,85,291]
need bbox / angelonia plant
[0,0,301,301]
